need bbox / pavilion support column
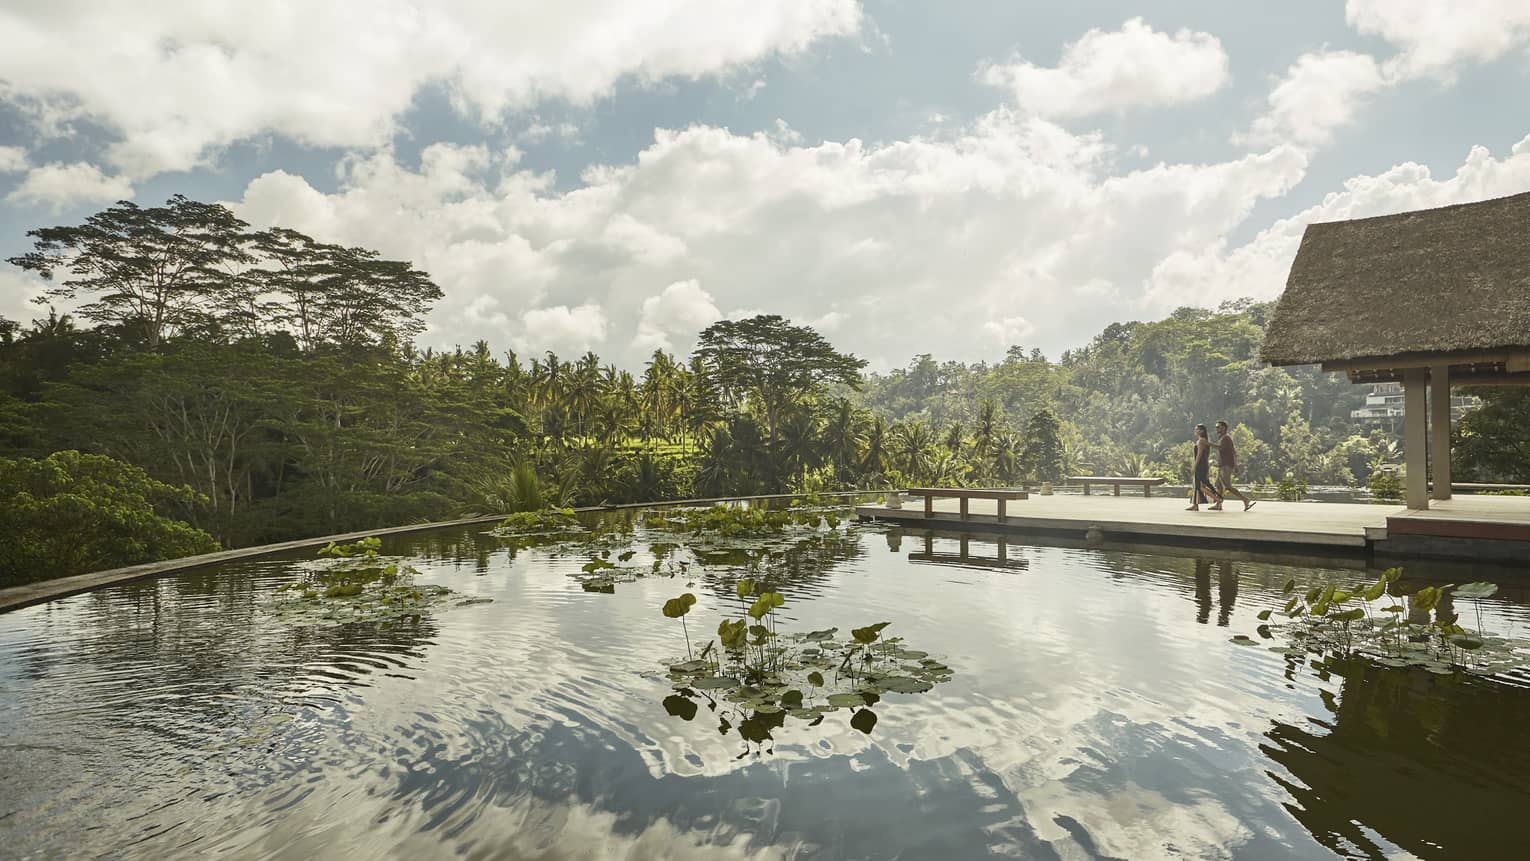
[1431,364,1452,500]
[1403,368,1429,510]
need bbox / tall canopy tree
[7,195,252,349]
[693,314,866,441]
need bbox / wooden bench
[1068,476,1167,497]
[902,487,1029,522]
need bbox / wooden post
[959,497,969,520]
[924,494,933,518]
[1431,364,1452,501]
[997,498,1007,522]
[959,535,969,558]
[1403,368,1429,510]
[997,539,1007,562]
[1144,483,1153,498]
[1112,482,1121,496]
[1082,482,1091,495]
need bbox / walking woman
[1187,424,1222,511]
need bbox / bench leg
[1113,484,1121,496]
[1144,485,1152,498]
[924,495,933,518]
[1082,483,1090,495]
[959,498,969,520]
[997,499,1006,522]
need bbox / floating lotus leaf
[802,628,838,641]
[690,676,739,690]
[879,676,934,694]
[1453,582,1499,599]
[670,660,710,674]
[806,671,825,687]
[827,692,870,708]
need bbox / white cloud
[1238,50,1387,149]
[981,18,1230,119]
[226,108,1309,368]
[518,303,609,355]
[982,315,1035,347]
[5,162,133,212]
[1346,0,1530,78]
[632,280,722,352]
[0,0,863,177]
[0,146,27,172]
[1147,134,1530,309]
[0,270,50,323]
[1237,2,1530,153]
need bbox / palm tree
[821,399,867,483]
[890,420,939,482]
[863,414,889,477]
[776,408,823,487]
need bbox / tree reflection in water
[1263,655,1530,858]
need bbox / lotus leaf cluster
[267,538,487,626]
[1249,569,1523,677]
[659,578,953,751]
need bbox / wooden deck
[856,493,1530,562]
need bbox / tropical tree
[0,450,219,585]
[1021,408,1066,482]
[7,195,253,349]
[693,314,866,442]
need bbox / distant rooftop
[1262,190,1530,370]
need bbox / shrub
[0,451,219,586]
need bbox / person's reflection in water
[1194,558,1212,624]
[1217,560,1238,627]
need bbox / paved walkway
[858,494,1399,548]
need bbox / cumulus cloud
[1147,134,1530,309]
[1238,51,1387,149]
[981,315,1035,348]
[1241,3,1530,152]
[225,108,1309,368]
[0,270,50,323]
[981,18,1230,119]
[518,304,609,355]
[632,280,722,353]
[0,146,27,172]
[0,0,863,177]
[5,162,133,212]
[1346,0,1530,78]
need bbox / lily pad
[690,676,740,690]
[827,692,871,708]
[879,676,934,694]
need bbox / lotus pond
[2,503,1529,860]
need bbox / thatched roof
[1262,190,1530,367]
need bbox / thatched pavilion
[1263,190,1530,510]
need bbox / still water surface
[2,511,1528,859]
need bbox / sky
[2,0,1530,371]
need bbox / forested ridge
[3,196,1525,584]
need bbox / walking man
[1212,421,1254,511]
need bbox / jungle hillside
[3,196,1526,584]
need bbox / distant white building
[1351,382,1479,428]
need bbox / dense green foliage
[0,450,219,585]
[1455,387,1530,483]
[5,196,1524,582]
